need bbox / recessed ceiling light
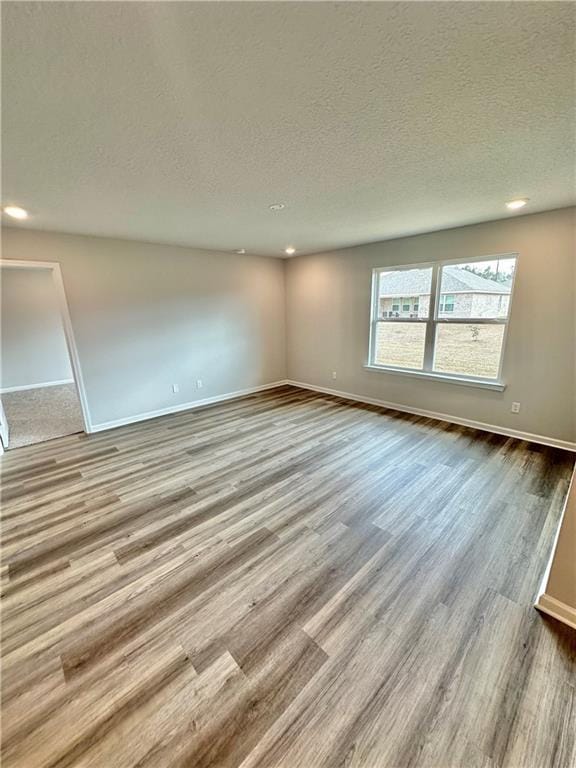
[505,198,529,210]
[269,203,285,211]
[235,248,246,254]
[2,205,29,220]
[284,246,296,255]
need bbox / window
[369,255,517,385]
[439,294,454,313]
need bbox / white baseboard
[88,380,290,433]
[0,379,75,394]
[535,594,576,631]
[286,380,576,452]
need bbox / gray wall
[3,209,573,442]
[286,207,576,443]
[1,229,286,427]
[1,266,73,390]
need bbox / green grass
[375,323,505,379]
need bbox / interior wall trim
[535,594,576,631]
[0,259,92,434]
[534,468,575,632]
[0,379,75,394]
[286,380,576,452]
[88,380,290,433]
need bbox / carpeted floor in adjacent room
[1,383,84,449]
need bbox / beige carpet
[2,383,84,449]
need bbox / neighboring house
[379,266,512,319]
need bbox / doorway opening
[0,260,90,451]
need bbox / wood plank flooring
[1,385,575,768]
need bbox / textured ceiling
[2,2,575,257]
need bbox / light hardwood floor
[1,386,575,768]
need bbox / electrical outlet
[511,402,521,414]
[172,383,180,394]
[196,379,203,389]
[331,371,337,380]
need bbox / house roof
[379,266,511,297]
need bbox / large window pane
[378,267,433,319]
[438,257,516,320]
[374,322,426,369]
[434,324,506,379]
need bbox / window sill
[363,364,506,391]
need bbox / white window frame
[439,294,455,313]
[366,252,518,391]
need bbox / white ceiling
[3,2,575,257]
